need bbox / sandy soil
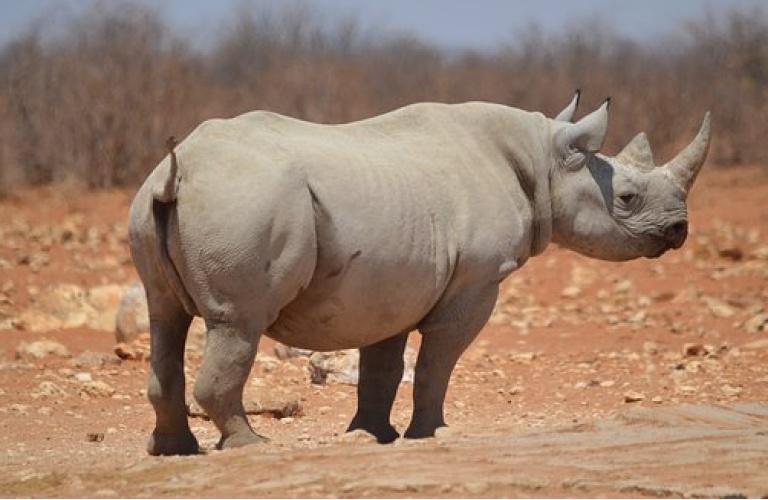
[0,165,766,497]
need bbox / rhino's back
[173,103,538,349]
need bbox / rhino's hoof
[147,430,200,456]
[216,431,269,450]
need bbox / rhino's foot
[147,429,200,456]
[403,421,446,440]
[347,418,400,444]
[216,430,269,450]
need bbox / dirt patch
[3,403,767,498]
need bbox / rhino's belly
[266,265,442,351]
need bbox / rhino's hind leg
[347,332,409,443]
[405,284,499,439]
[193,323,268,449]
[145,291,198,456]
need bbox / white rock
[273,343,312,360]
[87,284,125,331]
[721,384,742,397]
[79,380,115,398]
[308,346,416,385]
[623,391,645,403]
[115,283,149,342]
[744,312,768,334]
[560,286,582,299]
[31,381,67,399]
[702,296,737,318]
[337,429,377,444]
[16,339,70,359]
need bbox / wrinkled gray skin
[128,91,710,455]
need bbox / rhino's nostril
[664,221,688,248]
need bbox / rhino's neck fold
[497,110,554,258]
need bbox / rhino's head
[548,94,711,261]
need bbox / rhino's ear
[616,132,655,171]
[554,89,580,122]
[554,98,610,169]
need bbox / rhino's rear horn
[557,98,610,154]
[554,89,581,122]
[663,112,711,194]
[616,132,655,171]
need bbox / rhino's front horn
[664,112,711,195]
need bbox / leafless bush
[0,2,765,193]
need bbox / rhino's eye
[618,193,637,205]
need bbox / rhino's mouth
[648,247,668,258]
[647,238,679,258]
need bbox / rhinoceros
[128,91,710,455]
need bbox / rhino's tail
[150,137,197,316]
[153,136,180,203]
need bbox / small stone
[69,351,112,368]
[682,343,711,357]
[717,246,743,261]
[703,297,737,318]
[273,343,312,360]
[642,341,659,355]
[742,339,768,350]
[318,406,332,415]
[614,279,633,293]
[115,283,148,343]
[651,396,664,403]
[624,391,645,403]
[113,342,141,361]
[510,352,537,363]
[308,350,358,385]
[744,313,768,334]
[16,339,70,359]
[74,372,93,382]
[9,403,29,414]
[86,432,105,442]
[749,246,768,260]
[31,381,67,399]
[337,429,377,444]
[721,384,742,397]
[600,380,615,388]
[560,286,582,299]
[79,380,115,398]
[279,417,295,424]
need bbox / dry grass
[0,2,766,192]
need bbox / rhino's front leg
[405,283,499,439]
[347,332,409,443]
[193,322,268,449]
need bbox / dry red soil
[0,165,766,497]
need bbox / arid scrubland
[0,2,766,192]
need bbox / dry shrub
[0,2,765,193]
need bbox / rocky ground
[0,166,766,497]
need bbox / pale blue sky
[0,0,764,50]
